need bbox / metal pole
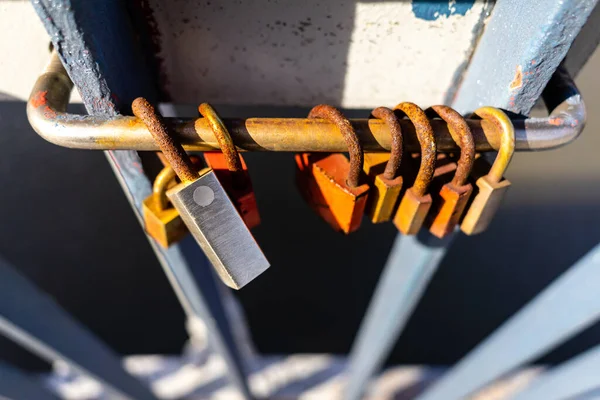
[0,361,59,400]
[344,232,453,400]
[0,256,156,400]
[417,242,600,400]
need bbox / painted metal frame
[31,0,253,398]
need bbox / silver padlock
[132,98,269,289]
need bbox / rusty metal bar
[28,52,585,153]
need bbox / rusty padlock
[460,107,515,235]
[425,106,475,238]
[363,107,403,223]
[295,104,370,234]
[198,103,261,229]
[393,103,437,235]
[143,164,187,248]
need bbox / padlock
[143,165,187,248]
[363,107,403,223]
[295,104,369,234]
[425,106,475,238]
[460,107,515,235]
[133,97,269,289]
[393,102,437,235]
[198,103,260,229]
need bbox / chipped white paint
[149,0,488,107]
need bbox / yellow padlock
[363,107,403,223]
[142,165,188,248]
[460,107,515,235]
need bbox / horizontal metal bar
[28,52,585,153]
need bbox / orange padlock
[425,106,475,238]
[295,104,370,234]
[392,102,437,235]
[198,103,261,229]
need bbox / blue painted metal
[0,361,59,400]
[0,256,155,400]
[509,343,600,400]
[452,0,598,116]
[417,242,600,400]
[344,232,454,400]
[412,0,476,21]
[32,1,253,398]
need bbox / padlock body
[363,153,403,223]
[429,182,473,238]
[167,169,269,289]
[142,196,188,248]
[394,188,432,235]
[296,153,369,234]
[460,175,510,235]
[204,152,261,229]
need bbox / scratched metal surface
[140,0,492,107]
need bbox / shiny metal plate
[167,169,269,289]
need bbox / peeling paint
[509,65,523,90]
[412,0,476,21]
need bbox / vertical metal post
[508,343,600,400]
[344,232,453,400]
[417,242,600,400]
[0,361,59,400]
[32,1,253,398]
[0,256,156,400]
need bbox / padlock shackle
[132,98,198,184]
[473,107,515,183]
[370,107,403,180]
[308,105,363,188]
[198,103,243,173]
[394,103,436,197]
[153,165,177,211]
[427,105,475,187]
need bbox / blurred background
[0,0,599,377]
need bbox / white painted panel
[149,0,489,107]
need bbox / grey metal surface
[509,343,600,400]
[0,256,155,400]
[417,242,600,400]
[452,0,598,116]
[168,170,269,289]
[0,361,58,400]
[32,1,254,398]
[344,232,453,400]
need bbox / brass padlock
[460,107,515,235]
[295,104,370,234]
[363,107,403,223]
[198,103,261,229]
[133,98,269,289]
[143,165,187,248]
[393,102,437,235]
[425,106,475,238]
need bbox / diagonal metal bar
[417,243,600,400]
[0,361,59,400]
[32,1,253,398]
[508,343,600,400]
[343,232,454,400]
[0,256,155,400]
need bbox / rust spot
[42,106,57,119]
[31,91,48,108]
[509,65,523,90]
[548,117,563,126]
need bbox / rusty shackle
[426,105,475,187]
[393,102,436,196]
[308,104,364,188]
[371,107,403,180]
